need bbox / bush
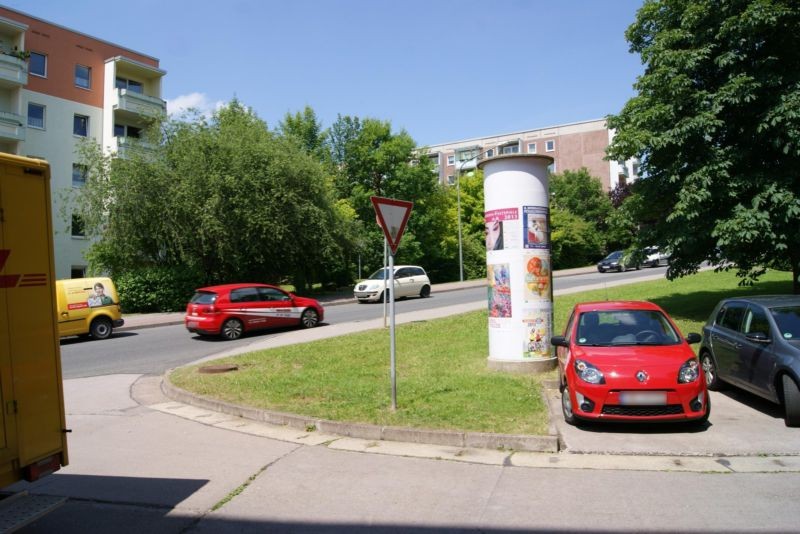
[116,267,203,313]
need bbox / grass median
[170,268,793,436]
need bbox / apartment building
[0,6,165,279]
[424,118,638,191]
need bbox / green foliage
[116,266,202,313]
[549,207,606,268]
[550,168,612,228]
[607,0,800,292]
[71,99,350,300]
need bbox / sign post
[370,196,413,411]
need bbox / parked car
[185,283,324,340]
[597,250,640,273]
[353,265,431,303]
[644,246,670,268]
[552,300,708,425]
[699,295,800,427]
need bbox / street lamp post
[456,162,464,282]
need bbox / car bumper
[185,315,222,335]
[568,381,708,423]
[354,291,381,302]
[113,319,124,328]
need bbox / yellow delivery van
[55,277,124,339]
[0,153,69,525]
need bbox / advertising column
[479,154,555,373]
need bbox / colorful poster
[523,206,549,249]
[487,263,512,318]
[523,251,551,302]
[485,208,520,250]
[522,307,552,359]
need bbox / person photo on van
[87,282,113,307]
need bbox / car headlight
[678,358,700,383]
[575,359,605,384]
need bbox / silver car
[354,265,431,303]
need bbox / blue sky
[12,0,645,146]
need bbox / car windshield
[367,268,392,280]
[190,291,217,304]
[576,309,681,347]
[604,251,623,261]
[770,306,800,341]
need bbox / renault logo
[636,371,648,383]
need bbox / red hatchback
[552,301,709,425]
[185,283,324,340]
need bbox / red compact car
[552,300,709,425]
[185,283,324,340]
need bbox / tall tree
[607,0,800,292]
[71,100,346,291]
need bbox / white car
[644,246,670,267]
[354,265,431,303]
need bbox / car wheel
[221,318,244,340]
[635,263,641,270]
[381,290,390,303]
[90,317,112,340]
[782,375,800,427]
[700,351,723,391]
[561,384,577,425]
[300,308,319,328]
[419,285,431,298]
[617,265,624,272]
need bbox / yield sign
[371,196,413,255]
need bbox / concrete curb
[161,370,560,453]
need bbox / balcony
[0,53,27,87]
[113,136,155,159]
[0,110,24,142]
[113,88,166,122]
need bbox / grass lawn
[169,268,793,436]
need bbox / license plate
[619,391,667,405]
[187,321,198,329]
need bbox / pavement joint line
[148,381,800,474]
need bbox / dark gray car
[699,295,800,427]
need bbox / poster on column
[522,305,552,359]
[485,208,520,251]
[523,206,549,249]
[524,251,551,302]
[487,263,512,322]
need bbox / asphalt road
[59,265,672,379]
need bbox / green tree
[607,0,800,292]
[550,207,606,268]
[550,168,612,229]
[71,100,347,297]
[278,105,327,157]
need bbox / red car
[552,301,709,425]
[185,283,324,340]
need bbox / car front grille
[602,405,684,417]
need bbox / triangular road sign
[371,196,413,255]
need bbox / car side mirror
[745,331,770,343]
[685,332,702,344]
[551,335,569,347]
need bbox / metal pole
[456,163,464,282]
[383,237,388,328]
[389,251,397,411]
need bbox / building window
[115,77,143,94]
[74,115,89,137]
[501,144,519,154]
[447,155,455,166]
[527,143,537,154]
[547,162,557,173]
[27,103,45,129]
[447,175,455,185]
[71,266,86,278]
[71,214,85,237]
[486,149,494,158]
[457,148,480,162]
[72,164,87,187]
[75,65,91,89]
[545,140,555,152]
[114,124,141,138]
[29,52,46,77]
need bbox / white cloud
[166,92,226,118]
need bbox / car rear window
[190,291,217,305]
[770,306,800,340]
